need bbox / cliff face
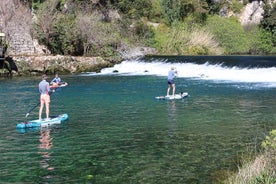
[239,1,264,25]
[0,0,46,56]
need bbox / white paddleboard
[155,92,188,100]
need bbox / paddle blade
[25,113,30,117]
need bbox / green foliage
[33,0,82,55]
[253,171,276,184]
[261,129,276,150]
[248,27,274,54]
[187,45,209,55]
[231,1,244,13]
[132,18,156,46]
[161,0,195,25]
[31,0,45,10]
[150,0,164,21]
[154,22,191,54]
[261,4,276,33]
[116,0,153,19]
[206,0,224,14]
[53,14,83,55]
[260,4,276,47]
[206,15,250,54]
[153,22,223,55]
[76,12,122,58]
[151,23,170,51]
[30,0,275,57]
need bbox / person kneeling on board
[50,73,62,87]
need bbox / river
[0,55,275,183]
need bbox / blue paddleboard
[17,114,69,129]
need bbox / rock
[13,55,113,76]
[119,46,157,59]
[239,1,264,25]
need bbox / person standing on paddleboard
[167,67,177,96]
[39,74,51,120]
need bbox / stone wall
[0,0,46,56]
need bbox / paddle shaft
[25,102,40,117]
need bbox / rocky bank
[13,55,115,76]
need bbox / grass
[225,130,276,184]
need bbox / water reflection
[167,100,177,138]
[38,128,55,172]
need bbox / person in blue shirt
[167,67,177,96]
[50,73,61,87]
[39,74,51,120]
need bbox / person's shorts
[40,94,50,103]
[168,79,174,85]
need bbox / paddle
[25,102,40,117]
[25,91,53,118]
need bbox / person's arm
[174,70,178,77]
[50,78,56,83]
[46,83,51,94]
[38,84,42,93]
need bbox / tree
[162,0,195,24]
[260,4,276,46]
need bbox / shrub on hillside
[206,15,250,54]
[248,27,274,54]
[188,28,223,55]
[155,22,190,54]
[153,22,223,55]
[76,12,122,57]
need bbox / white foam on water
[80,59,276,87]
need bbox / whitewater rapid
[80,58,276,87]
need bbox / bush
[230,0,244,13]
[33,0,82,55]
[153,22,223,55]
[155,22,190,54]
[188,27,223,55]
[248,27,274,54]
[206,15,250,54]
[76,12,122,57]
[262,130,276,150]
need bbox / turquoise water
[0,56,276,183]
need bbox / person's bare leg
[167,85,171,96]
[172,84,175,96]
[45,102,50,119]
[39,101,44,120]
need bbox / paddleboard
[155,92,188,100]
[50,82,68,89]
[16,114,69,129]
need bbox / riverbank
[225,129,276,184]
[11,55,121,76]
[7,46,157,76]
